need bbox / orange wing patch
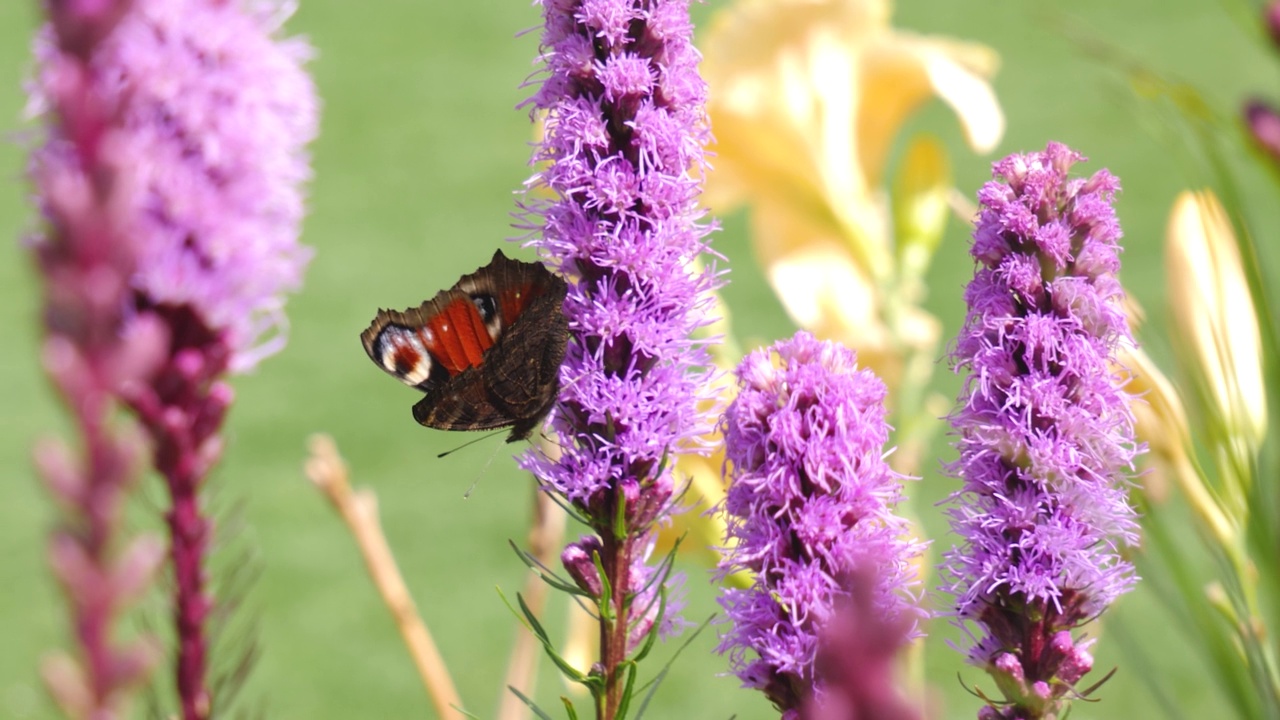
[425,296,496,374]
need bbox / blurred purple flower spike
[29,1,168,717]
[1245,99,1280,168]
[31,1,317,717]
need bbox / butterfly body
[361,250,568,442]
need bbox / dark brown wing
[361,250,569,441]
[482,282,569,441]
[411,366,512,431]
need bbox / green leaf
[506,686,555,720]
[635,613,715,697]
[517,592,553,645]
[630,588,666,665]
[538,486,591,526]
[614,661,639,720]
[594,546,615,622]
[508,539,591,596]
[518,593,595,686]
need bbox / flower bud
[562,536,604,598]
[1245,99,1280,164]
[1166,190,1266,495]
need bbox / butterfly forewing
[361,249,569,442]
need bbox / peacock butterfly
[360,250,569,442]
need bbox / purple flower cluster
[31,0,318,372]
[941,142,1140,718]
[519,0,716,591]
[718,332,923,717]
[516,0,718,714]
[30,2,317,717]
[1246,100,1280,168]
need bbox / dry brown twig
[304,434,465,720]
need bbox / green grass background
[1,1,1277,718]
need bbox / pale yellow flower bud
[1165,190,1266,498]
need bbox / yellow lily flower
[702,0,1004,383]
[1165,190,1266,517]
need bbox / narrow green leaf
[635,613,715,696]
[594,547,615,622]
[560,695,580,720]
[517,592,553,645]
[508,539,592,596]
[614,661,639,720]
[506,686,555,720]
[630,588,666,664]
[496,587,536,635]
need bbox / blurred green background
[2,1,1277,718]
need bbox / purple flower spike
[801,570,924,720]
[29,1,166,716]
[516,0,719,715]
[942,142,1141,719]
[31,2,317,718]
[718,332,925,716]
[32,0,318,373]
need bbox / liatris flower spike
[31,1,317,717]
[718,331,925,718]
[516,0,720,716]
[942,142,1141,719]
[29,1,167,716]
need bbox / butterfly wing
[481,286,569,440]
[410,366,513,431]
[361,250,569,440]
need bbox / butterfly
[361,250,569,443]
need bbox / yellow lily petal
[703,0,1004,279]
[858,32,1003,187]
[754,201,939,389]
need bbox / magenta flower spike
[941,143,1141,719]
[30,1,317,718]
[516,0,719,715]
[29,1,166,716]
[717,332,925,718]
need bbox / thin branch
[304,434,465,720]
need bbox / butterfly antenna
[437,429,506,459]
[462,443,504,500]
